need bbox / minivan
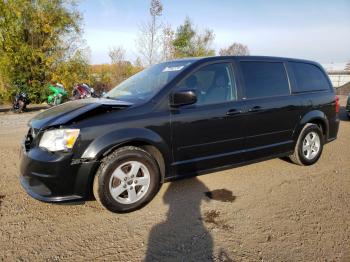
[20,56,340,213]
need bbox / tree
[0,0,83,102]
[172,17,215,58]
[137,0,163,66]
[108,46,133,85]
[109,46,126,65]
[52,49,90,95]
[90,64,114,93]
[161,24,175,61]
[134,57,143,68]
[345,61,350,72]
[219,43,250,56]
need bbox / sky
[78,0,350,68]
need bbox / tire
[289,123,324,166]
[13,104,21,113]
[93,146,161,213]
[13,100,24,113]
[54,96,59,106]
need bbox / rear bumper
[327,117,340,143]
[19,143,97,202]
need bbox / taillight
[335,95,340,113]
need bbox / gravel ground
[0,97,349,261]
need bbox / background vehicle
[12,91,29,113]
[20,56,339,213]
[72,83,96,100]
[47,83,67,106]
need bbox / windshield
[105,60,194,103]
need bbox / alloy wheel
[302,131,321,160]
[109,160,150,204]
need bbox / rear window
[240,61,290,99]
[290,62,330,93]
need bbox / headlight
[39,129,80,152]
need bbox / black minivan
[20,56,340,212]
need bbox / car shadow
[145,177,214,261]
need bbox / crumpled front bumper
[19,141,97,202]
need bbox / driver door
[170,62,247,176]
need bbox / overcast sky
[78,0,350,67]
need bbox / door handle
[226,109,242,116]
[248,106,262,112]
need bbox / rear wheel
[290,124,324,166]
[13,100,24,113]
[93,146,161,213]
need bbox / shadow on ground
[0,195,5,208]
[0,105,48,113]
[145,177,214,261]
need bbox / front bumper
[19,142,97,202]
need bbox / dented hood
[29,98,132,129]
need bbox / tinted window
[290,62,330,92]
[177,63,236,105]
[240,61,290,99]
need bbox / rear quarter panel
[286,60,339,142]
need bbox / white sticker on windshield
[162,66,184,72]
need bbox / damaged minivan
[20,56,339,213]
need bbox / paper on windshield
[162,66,185,72]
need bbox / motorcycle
[12,91,29,113]
[72,83,96,100]
[47,83,67,106]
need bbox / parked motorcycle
[12,91,29,113]
[47,83,67,106]
[72,83,96,100]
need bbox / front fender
[81,128,171,163]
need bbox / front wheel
[289,124,324,166]
[93,146,161,213]
[54,95,62,106]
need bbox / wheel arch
[81,128,171,183]
[101,141,167,183]
[295,110,329,141]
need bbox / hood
[29,98,132,129]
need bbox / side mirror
[171,89,197,107]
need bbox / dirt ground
[0,97,349,261]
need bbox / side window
[240,61,290,99]
[177,63,237,105]
[290,62,330,92]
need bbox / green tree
[0,0,83,102]
[172,17,215,58]
[52,49,90,95]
